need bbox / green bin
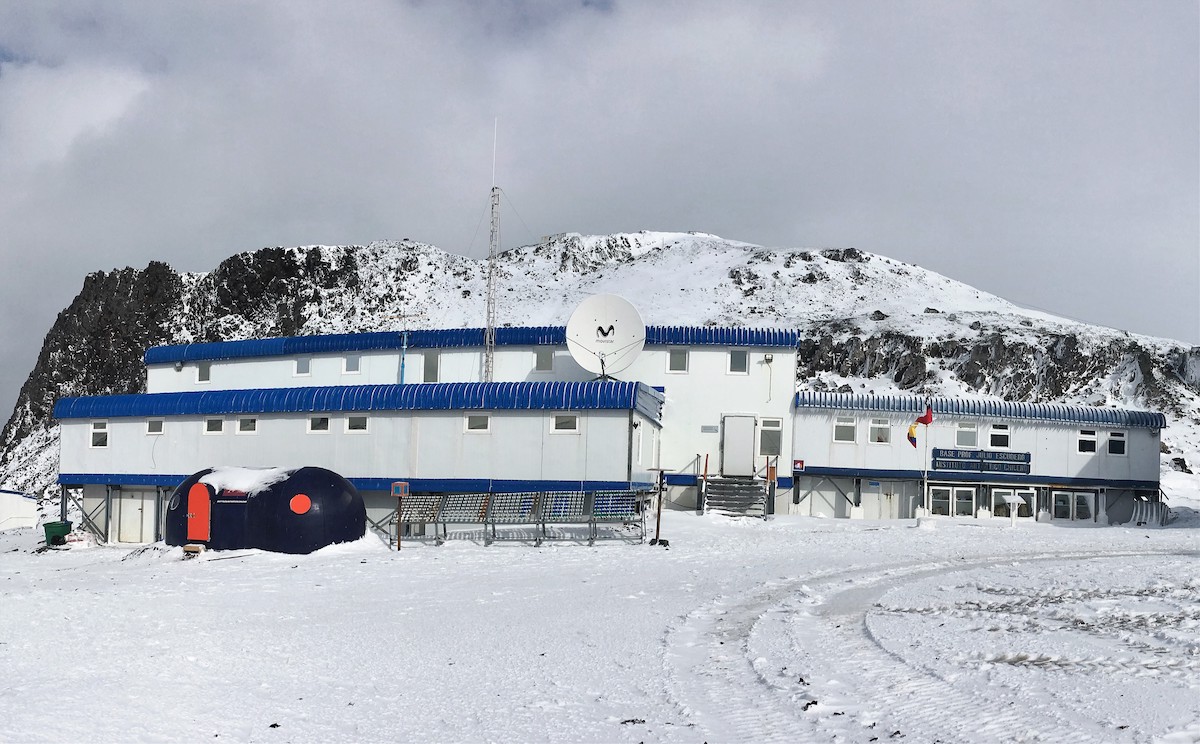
[43,521,72,546]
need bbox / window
[90,421,108,448]
[343,354,361,374]
[146,420,164,435]
[1108,431,1126,456]
[728,350,749,374]
[294,357,311,376]
[553,413,579,432]
[834,416,856,443]
[869,418,891,444]
[760,418,783,456]
[308,416,330,433]
[668,349,689,373]
[989,424,1010,448]
[1078,429,1097,453]
[465,414,490,432]
[423,352,439,383]
[534,348,554,372]
[204,418,224,435]
[197,361,211,383]
[956,423,977,448]
[346,415,368,433]
[237,417,257,434]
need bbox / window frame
[727,349,750,375]
[989,423,1010,449]
[955,422,978,448]
[551,412,580,434]
[294,357,311,377]
[833,415,856,443]
[203,418,224,435]
[868,418,891,445]
[423,352,440,383]
[533,348,554,373]
[345,415,369,434]
[1078,429,1097,454]
[1106,431,1126,456]
[196,361,211,384]
[307,416,331,434]
[146,419,164,436]
[343,354,361,375]
[759,417,783,457]
[667,348,689,374]
[236,417,258,435]
[464,413,490,433]
[90,420,109,448]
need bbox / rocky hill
[3,232,1199,499]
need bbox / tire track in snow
[661,550,1197,743]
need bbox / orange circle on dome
[290,494,312,514]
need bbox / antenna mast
[484,120,500,382]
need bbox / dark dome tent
[165,466,366,554]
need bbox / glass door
[954,487,976,517]
[929,487,951,516]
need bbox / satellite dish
[565,294,646,378]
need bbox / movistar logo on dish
[595,324,616,341]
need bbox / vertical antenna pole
[484,120,500,382]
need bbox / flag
[916,405,933,426]
[907,423,918,448]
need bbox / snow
[199,466,292,495]
[3,499,1199,742]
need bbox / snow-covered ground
[3,495,1199,743]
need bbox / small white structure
[0,488,38,530]
[788,392,1165,525]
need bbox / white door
[720,415,757,477]
[117,489,155,543]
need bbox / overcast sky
[0,0,1196,418]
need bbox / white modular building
[54,325,1168,544]
[138,326,800,508]
[56,381,663,543]
[787,393,1166,525]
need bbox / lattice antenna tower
[483,120,500,382]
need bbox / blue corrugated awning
[143,325,799,364]
[793,392,1166,430]
[54,381,665,423]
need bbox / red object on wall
[290,493,312,514]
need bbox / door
[953,487,976,517]
[186,483,212,541]
[929,487,951,516]
[720,415,757,477]
[117,489,154,543]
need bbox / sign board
[700,425,719,434]
[793,459,805,472]
[931,449,1031,475]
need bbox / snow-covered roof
[142,325,800,364]
[53,381,664,424]
[793,392,1166,429]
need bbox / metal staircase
[702,477,768,518]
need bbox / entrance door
[117,489,153,543]
[953,487,976,517]
[1051,490,1095,521]
[186,483,212,541]
[993,489,1035,518]
[929,487,951,516]
[720,415,757,477]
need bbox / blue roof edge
[793,392,1166,430]
[53,381,665,423]
[144,325,801,364]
